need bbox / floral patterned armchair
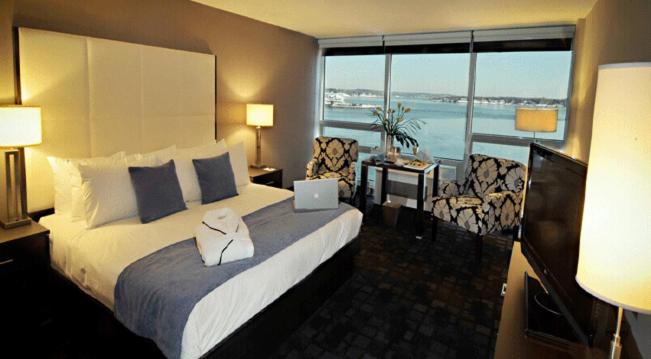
[306,136,359,199]
[432,154,526,258]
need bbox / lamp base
[3,148,30,229]
[250,163,267,169]
[1,217,31,229]
[609,307,623,359]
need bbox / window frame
[317,26,575,170]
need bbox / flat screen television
[521,143,597,345]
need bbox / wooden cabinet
[0,221,50,353]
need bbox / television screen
[521,143,596,345]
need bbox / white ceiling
[192,0,596,38]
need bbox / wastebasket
[382,200,401,228]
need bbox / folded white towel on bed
[195,208,254,266]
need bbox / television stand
[525,272,579,349]
[494,242,605,358]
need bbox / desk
[495,242,607,359]
[359,158,438,237]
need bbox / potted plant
[370,102,422,159]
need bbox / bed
[41,183,361,358]
[18,28,362,358]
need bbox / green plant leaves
[368,104,423,148]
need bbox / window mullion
[381,52,392,144]
[316,50,326,137]
[463,32,477,173]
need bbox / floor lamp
[515,107,558,142]
[246,104,274,169]
[0,106,42,229]
[576,63,651,359]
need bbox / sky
[324,51,573,99]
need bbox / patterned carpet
[270,207,513,359]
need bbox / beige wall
[0,0,318,185]
[566,0,651,162]
[568,0,651,355]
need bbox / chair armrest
[483,191,523,206]
[438,180,461,197]
[306,159,319,178]
[481,191,524,231]
[347,161,357,181]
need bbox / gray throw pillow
[193,152,238,204]
[128,160,187,223]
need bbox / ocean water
[323,96,566,165]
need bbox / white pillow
[78,156,158,228]
[125,145,176,166]
[173,140,228,202]
[227,141,250,187]
[47,152,125,219]
[47,157,76,216]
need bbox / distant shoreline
[325,89,567,108]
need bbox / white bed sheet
[40,183,362,359]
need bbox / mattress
[40,183,363,358]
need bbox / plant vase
[384,134,395,160]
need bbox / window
[471,51,572,160]
[390,54,470,160]
[318,26,574,172]
[323,55,385,123]
[473,51,571,141]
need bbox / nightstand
[0,221,50,349]
[249,166,283,188]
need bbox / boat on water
[328,102,375,109]
[325,92,375,109]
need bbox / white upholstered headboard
[18,28,216,211]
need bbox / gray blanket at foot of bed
[114,198,355,359]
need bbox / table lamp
[515,107,558,141]
[0,106,42,228]
[246,104,273,168]
[576,63,651,359]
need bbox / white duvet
[41,183,362,359]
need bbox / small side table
[249,166,283,188]
[359,158,439,238]
[0,220,50,350]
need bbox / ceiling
[192,0,596,38]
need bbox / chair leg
[475,234,483,261]
[431,217,438,241]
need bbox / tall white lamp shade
[246,104,274,127]
[576,63,651,359]
[0,106,42,147]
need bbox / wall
[567,0,651,356]
[0,0,318,186]
[565,0,651,162]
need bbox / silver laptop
[293,178,339,211]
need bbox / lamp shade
[0,106,42,147]
[576,63,651,314]
[246,104,274,127]
[515,107,558,132]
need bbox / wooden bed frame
[50,236,360,358]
